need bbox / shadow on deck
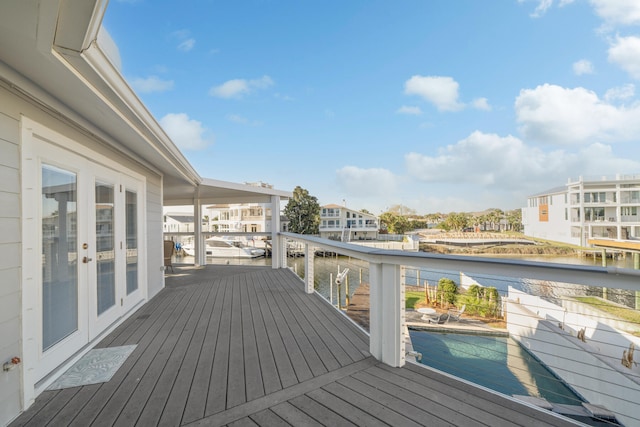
[12,265,579,426]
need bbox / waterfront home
[319,204,379,241]
[0,2,289,424]
[163,213,196,234]
[523,175,640,255]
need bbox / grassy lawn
[574,296,640,325]
[406,290,428,309]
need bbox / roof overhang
[165,178,291,206]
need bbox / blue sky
[102,0,640,215]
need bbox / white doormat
[47,345,137,390]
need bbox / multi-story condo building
[319,204,379,241]
[203,182,288,234]
[522,175,640,249]
[208,203,273,233]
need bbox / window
[622,207,637,216]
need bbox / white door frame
[21,117,147,406]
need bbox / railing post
[194,198,204,267]
[369,261,405,367]
[271,195,281,269]
[304,243,314,294]
[280,235,287,269]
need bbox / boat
[181,237,265,258]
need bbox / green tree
[283,186,320,234]
[506,209,522,232]
[379,211,411,234]
[441,212,472,231]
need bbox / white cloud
[405,131,640,192]
[159,113,212,150]
[225,114,262,126]
[471,98,492,111]
[514,84,640,145]
[404,75,464,112]
[209,75,274,99]
[178,38,195,52]
[530,0,553,17]
[605,84,635,102]
[397,105,423,115]
[590,0,640,26]
[336,166,399,197]
[520,0,575,18]
[608,35,640,79]
[130,75,174,93]
[573,59,594,75]
[170,29,195,52]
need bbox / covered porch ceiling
[164,178,291,207]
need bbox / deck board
[245,272,283,395]
[182,279,228,424]
[11,264,582,427]
[160,279,225,426]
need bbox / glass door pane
[96,182,116,315]
[125,189,138,294]
[42,164,78,351]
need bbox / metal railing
[279,232,640,427]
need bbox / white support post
[194,198,204,267]
[369,262,405,367]
[270,195,281,269]
[304,243,314,294]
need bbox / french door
[36,143,143,380]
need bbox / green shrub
[437,278,458,306]
[457,285,502,318]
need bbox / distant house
[319,204,379,241]
[0,2,290,424]
[522,175,640,249]
[164,214,195,233]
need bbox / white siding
[0,83,167,424]
[147,173,164,298]
[0,110,21,426]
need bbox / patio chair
[428,313,449,324]
[448,304,466,322]
[163,240,175,273]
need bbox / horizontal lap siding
[146,174,164,298]
[0,108,22,427]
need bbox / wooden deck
[11,265,581,426]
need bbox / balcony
[14,233,640,426]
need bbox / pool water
[409,331,583,405]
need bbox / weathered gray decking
[12,265,580,426]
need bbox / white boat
[181,237,265,258]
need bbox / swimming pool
[409,330,583,406]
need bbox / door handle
[83,256,93,263]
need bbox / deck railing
[279,232,640,427]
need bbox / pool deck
[12,265,581,426]
[405,310,509,336]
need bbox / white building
[523,175,640,249]
[210,203,272,233]
[163,213,195,233]
[319,204,379,241]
